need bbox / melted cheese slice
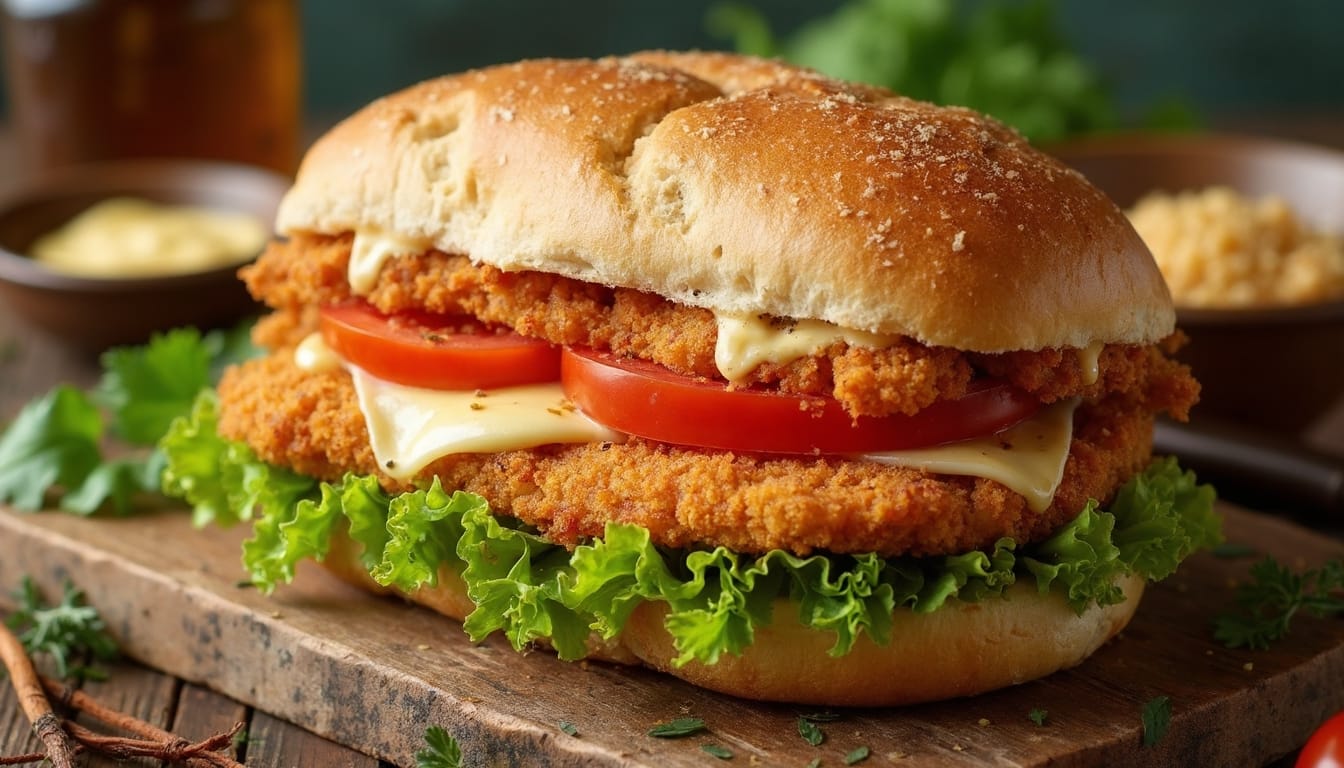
[860,398,1079,513]
[348,229,433,295]
[714,312,893,382]
[348,366,621,481]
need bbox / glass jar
[1,0,300,175]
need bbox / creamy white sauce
[30,197,266,278]
[860,398,1079,513]
[294,332,341,373]
[1079,341,1105,386]
[348,228,433,295]
[713,311,893,383]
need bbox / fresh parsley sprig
[1141,696,1171,747]
[0,323,257,516]
[415,726,462,768]
[4,576,118,681]
[1213,557,1344,650]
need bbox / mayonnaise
[29,197,267,278]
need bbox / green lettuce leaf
[456,499,592,660]
[1023,457,1220,614]
[375,480,473,591]
[339,474,397,572]
[159,390,315,529]
[159,408,1219,666]
[243,483,343,589]
[1111,456,1222,580]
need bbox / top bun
[277,51,1173,352]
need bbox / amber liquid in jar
[1,0,300,174]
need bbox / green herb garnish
[797,716,825,746]
[415,726,461,768]
[844,745,871,765]
[4,577,118,680]
[558,720,579,737]
[0,324,257,516]
[1028,707,1048,726]
[1213,558,1344,650]
[1141,696,1171,747]
[1211,543,1257,559]
[648,717,706,738]
[702,744,733,759]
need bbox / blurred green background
[298,0,1343,125]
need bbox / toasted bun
[277,52,1172,352]
[621,574,1143,706]
[323,528,1142,706]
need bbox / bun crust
[277,52,1172,352]
[322,528,1142,705]
[621,574,1143,706]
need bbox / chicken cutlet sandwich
[160,51,1219,706]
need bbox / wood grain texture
[245,711,382,768]
[0,503,1340,767]
[0,682,44,761]
[170,682,247,759]
[77,662,178,768]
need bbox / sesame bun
[322,528,1142,706]
[276,52,1173,352]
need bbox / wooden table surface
[1,117,1343,767]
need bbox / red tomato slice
[1298,711,1344,768]
[319,302,561,390]
[560,349,1041,454]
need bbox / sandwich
[160,51,1219,706]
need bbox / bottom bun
[322,528,1143,705]
[621,574,1144,706]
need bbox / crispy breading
[243,234,1200,420]
[217,354,1156,558]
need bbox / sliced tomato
[1299,711,1344,768]
[319,301,560,390]
[560,349,1040,455]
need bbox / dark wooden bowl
[1053,135,1344,433]
[0,161,288,352]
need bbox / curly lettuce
[159,393,1220,667]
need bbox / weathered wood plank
[78,660,179,768]
[169,682,248,763]
[0,504,1340,767]
[0,675,44,763]
[245,711,380,768]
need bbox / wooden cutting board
[0,502,1340,767]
